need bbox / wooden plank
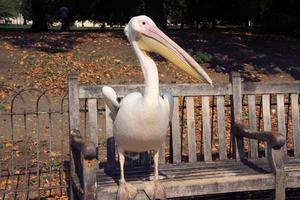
[97,174,275,199]
[172,97,181,164]
[231,72,242,159]
[165,174,275,198]
[88,99,98,163]
[105,105,116,168]
[242,81,300,95]
[99,158,273,175]
[68,74,80,131]
[79,81,300,99]
[67,74,80,200]
[98,164,267,179]
[262,94,271,157]
[79,83,232,99]
[186,97,197,163]
[87,99,98,145]
[248,95,258,159]
[140,151,151,167]
[291,94,300,158]
[98,167,269,184]
[159,143,166,164]
[97,158,300,175]
[277,94,287,157]
[97,157,272,177]
[262,95,272,131]
[217,96,227,160]
[202,96,212,161]
[82,159,96,199]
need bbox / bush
[194,51,213,63]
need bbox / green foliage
[194,51,213,64]
[0,0,21,18]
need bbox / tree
[165,0,186,29]
[30,0,48,31]
[262,0,300,32]
[0,0,21,19]
[20,0,32,25]
[144,0,166,28]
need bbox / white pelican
[102,15,212,200]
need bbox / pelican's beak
[138,26,212,85]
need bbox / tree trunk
[212,18,216,29]
[30,0,48,32]
[145,0,166,29]
[180,8,184,29]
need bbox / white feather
[102,86,119,119]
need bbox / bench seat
[96,159,300,199]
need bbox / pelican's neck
[132,41,159,103]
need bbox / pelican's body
[102,15,212,200]
[115,92,170,152]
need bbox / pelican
[102,15,212,200]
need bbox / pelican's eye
[142,21,146,25]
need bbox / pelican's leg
[144,150,166,200]
[117,151,138,200]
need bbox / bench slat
[88,99,98,145]
[231,73,242,159]
[248,95,258,159]
[277,94,287,157]
[186,97,197,162]
[68,74,80,131]
[242,81,300,94]
[99,165,270,183]
[217,96,227,160]
[159,143,166,164]
[140,151,151,167]
[172,97,181,163]
[105,105,116,168]
[202,96,212,161]
[262,94,271,158]
[79,84,232,99]
[291,94,300,158]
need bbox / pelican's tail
[124,151,140,160]
[102,86,119,120]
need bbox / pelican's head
[124,15,212,85]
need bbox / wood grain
[202,96,212,161]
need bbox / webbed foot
[117,181,138,200]
[144,180,166,200]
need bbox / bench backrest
[68,73,300,170]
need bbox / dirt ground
[0,29,299,96]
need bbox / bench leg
[275,171,286,200]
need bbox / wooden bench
[68,72,300,200]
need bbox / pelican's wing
[102,86,120,120]
[162,93,174,122]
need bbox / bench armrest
[70,129,97,160]
[233,123,285,149]
[70,129,97,200]
[233,123,286,199]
